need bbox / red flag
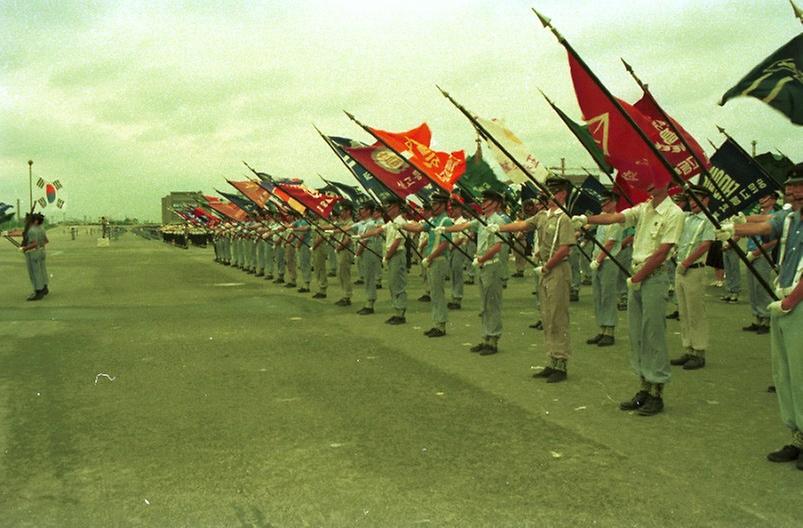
[345,144,431,198]
[368,123,466,192]
[569,53,676,191]
[632,92,710,180]
[205,199,248,222]
[275,183,341,219]
[228,180,272,208]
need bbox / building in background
[161,191,203,224]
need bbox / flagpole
[341,113,475,261]
[539,90,635,207]
[534,8,777,299]
[435,86,631,277]
[621,61,779,276]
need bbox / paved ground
[1,227,801,527]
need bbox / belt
[687,263,705,269]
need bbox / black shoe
[42,286,49,296]
[464,280,474,285]
[546,370,567,383]
[255,272,264,277]
[637,395,664,416]
[470,343,490,353]
[327,272,336,277]
[756,325,770,335]
[683,356,706,370]
[447,302,461,310]
[376,284,383,289]
[354,279,364,285]
[767,445,801,463]
[265,275,274,280]
[533,367,555,379]
[284,283,297,288]
[768,385,776,393]
[511,271,524,278]
[670,353,693,366]
[581,278,592,286]
[312,292,327,299]
[418,294,431,302]
[334,298,349,306]
[597,335,615,347]
[357,307,374,315]
[387,316,406,325]
[727,295,739,304]
[296,288,308,293]
[586,334,603,345]
[619,391,650,411]
[274,278,285,284]
[479,346,498,356]
[666,310,679,320]
[529,320,543,330]
[742,323,761,332]
[26,291,44,301]
[569,292,579,302]
[425,328,446,338]
[617,301,628,311]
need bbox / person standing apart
[21,213,49,301]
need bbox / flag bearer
[334,202,354,306]
[742,192,781,334]
[355,202,382,315]
[586,189,622,347]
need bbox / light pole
[28,160,33,212]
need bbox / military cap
[785,163,803,185]
[481,188,505,203]
[545,176,571,193]
[430,191,451,204]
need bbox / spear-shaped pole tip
[532,8,551,28]
[620,57,633,73]
[716,125,727,135]
[343,110,356,121]
[536,87,553,105]
[791,0,803,23]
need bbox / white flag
[476,117,550,185]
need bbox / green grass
[1,228,801,527]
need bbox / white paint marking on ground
[329,443,345,448]
[212,282,245,287]
[435,392,445,396]
[144,499,150,505]
[289,317,303,321]
[461,342,472,346]
[94,373,116,384]
[574,406,587,411]
[365,356,377,360]
[412,326,422,330]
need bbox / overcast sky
[1,0,800,221]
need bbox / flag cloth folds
[458,151,508,200]
[345,143,431,198]
[325,136,396,203]
[720,33,803,125]
[228,180,272,209]
[703,139,778,221]
[368,123,466,191]
[257,179,307,214]
[217,190,259,215]
[475,117,550,184]
[275,183,342,219]
[549,102,613,174]
[203,195,248,222]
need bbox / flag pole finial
[531,8,564,42]
[791,0,803,23]
[620,58,649,92]
[716,125,727,135]
[536,87,553,105]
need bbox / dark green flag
[755,151,795,188]
[549,101,613,174]
[720,33,803,125]
[459,152,508,200]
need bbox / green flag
[720,33,803,125]
[755,151,795,188]
[459,152,508,200]
[549,101,613,173]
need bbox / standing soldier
[586,189,622,347]
[445,189,508,355]
[284,216,298,289]
[21,213,49,301]
[312,221,329,299]
[448,197,468,310]
[403,192,453,337]
[743,192,781,334]
[273,219,286,284]
[670,186,716,370]
[334,202,355,306]
[498,177,576,382]
[718,166,802,468]
[721,230,742,304]
[355,202,382,315]
[294,212,313,293]
[576,181,684,415]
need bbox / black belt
[687,263,705,269]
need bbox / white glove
[534,265,550,277]
[767,300,791,317]
[434,227,446,236]
[722,242,731,251]
[677,263,688,276]
[473,257,483,269]
[421,257,431,269]
[351,235,361,241]
[571,214,588,229]
[627,277,641,291]
[484,223,500,234]
[747,251,759,263]
[731,212,747,225]
[382,256,388,266]
[715,223,735,241]
[589,260,600,272]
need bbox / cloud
[0,0,800,221]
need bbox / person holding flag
[402,192,454,337]
[716,165,803,469]
[670,186,717,371]
[447,196,469,310]
[20,213,50,301]
[743,192,782,334]
[293,212,313,293]
[442,189,509,355]
[574,180,684,415]
[586,189,623,348]
[354,202,382,315]
[496,177,577,382]
[311,222,329,299]
[334,202,355,307]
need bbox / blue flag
[569,176,607,216]
[216,190,258,214]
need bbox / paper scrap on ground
[94,373,116,384]
[289,317,303,321]
[212,282,245,287]
[550,451,562,459]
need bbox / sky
[1,0,800,222]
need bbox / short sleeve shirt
[770,209,802,288]
[423,213,453,257]
[471,212,507,258]
[592,223,623,260]
[525,209,576,260]
[676,211,715,263]
[621,197,685,265]
[384,215,406,253]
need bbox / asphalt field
[1,227,801,527]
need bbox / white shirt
[621,197,685,266]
